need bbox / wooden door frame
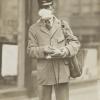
[24,0,32,87]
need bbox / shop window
[0,44,18,88]
[0,0,18,44]
[0,0,18,89]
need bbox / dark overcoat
[27,17,80,85]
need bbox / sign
[2,44,18,76]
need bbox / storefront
[0,0,18,88]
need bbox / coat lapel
[40,26,50,35]
[50,17,60,38]
[39,19,50,36]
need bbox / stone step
[0,88,27,99]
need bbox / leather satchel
[69,52,82,78]
[61,20,82,78]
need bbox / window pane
[1,0,18,44]
[71,0,80,14]
[92,0,100,13]
[81,5,91,14]
[92,4,100,13]
[92,0,99,4]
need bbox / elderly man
[27,0,80,100]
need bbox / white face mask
[38,9,53,20]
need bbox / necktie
[45,20,52,30]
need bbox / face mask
[38,9,53,20]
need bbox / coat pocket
[56,36,65,48]
[57,37,65,43]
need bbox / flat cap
[38,0,53,8]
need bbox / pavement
[0,80,100,100]
[0,96,39,100]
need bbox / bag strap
[60,20,70,45]
[60,20,69,39]
[61,20,65,28]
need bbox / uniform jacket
[27,17,80,85]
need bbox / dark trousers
[38,83,69,100]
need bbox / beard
[38,8,53,20]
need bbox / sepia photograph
[0,0,100,100]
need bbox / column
[17,0,26,88]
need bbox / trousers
[38,83,69,100]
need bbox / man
[27,0,80,100]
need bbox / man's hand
[50,47,69,58]
[60,47,69,57]
[44,46,55,54]
[44,46,69,59]
[50,48,61,57]
[43,46,55,59]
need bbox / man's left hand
[50,47,68,58]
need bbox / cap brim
[42,2,53,6]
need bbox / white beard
[38,9,53,20]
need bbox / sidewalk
[1,96,39,100]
